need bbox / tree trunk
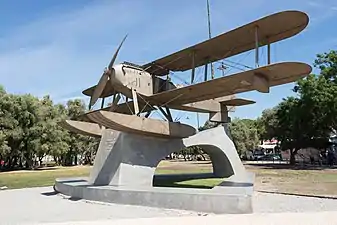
[39,157,43,167]
[289,148,299,165]
[19,157,23,168]
[53,156,58,165]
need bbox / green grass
[0,166,221,190]
[0,166,91,189]
[2,162,337,197]
[154,177,223,189]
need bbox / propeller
[88,34,128,110]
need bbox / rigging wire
[223,50,252,76]
[223,59,253,70]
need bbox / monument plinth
[55,126,254,214]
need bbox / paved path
[0,187,200,224]
[1,186,337,224]
[23,212,337,225]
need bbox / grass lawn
[1,161,337,198]
[0,166,91,189]
[0,162,218,190]
[247,164,337,197]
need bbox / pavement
[23,212,337,225]
[1,186,337,225]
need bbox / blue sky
[1,0,337,128]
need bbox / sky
[1,0,337,128]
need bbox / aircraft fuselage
[110,63,176,99]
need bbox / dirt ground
[157,160,337,197]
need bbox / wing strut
[165,106,173,122]
[101,98,105,109]
[132,89,140,115]
[109,93,121,111]
[204,62,208,81]
[158,107,170,122]
[267,40,271,64]
[191,51,196,83]
[255,26,259,68]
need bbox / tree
[0,87,99,170]
[0,85,5,95]
[198,120,218,131]
[256,108,278,143]
[229,118,259,156]
[274,50,337,164]
[314,50,337,82]
[63,99,99,166]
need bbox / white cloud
[308,1,322,7]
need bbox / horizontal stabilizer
[219,98,255,106]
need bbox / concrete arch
[182,126,247,181]
[88,126,249,187]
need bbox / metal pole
[255,26,259,68]
[207,0,214,79]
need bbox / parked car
[259,154,282,161]
[241,150,254,160]
[253,149,265,160]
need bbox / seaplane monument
[54,10,312,214]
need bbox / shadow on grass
[153,173,221,189]
[245,163,337,171]
[55,179,87,183]
[153,180,212,189]
[192,161,212,165]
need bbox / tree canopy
[255,50,337,164]
[0,92,98,170]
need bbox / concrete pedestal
[55,126,254,214]
[89,126,248,187]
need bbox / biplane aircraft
[60,10,312,139]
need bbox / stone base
[55,126,254,214]
[54,174,254,214]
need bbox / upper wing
[142,11,308,76]
[144,62,312,106]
